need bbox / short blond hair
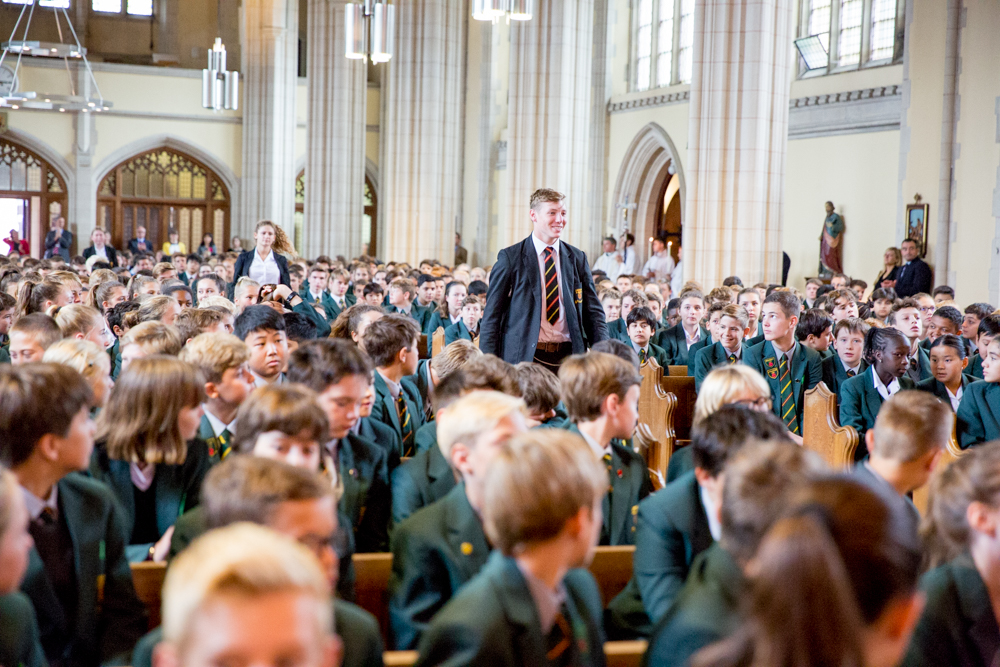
[43,339,110,380]
[430,339,482,376]
[152,262,175,279]
[693,365,770,424]
[162,523,331,648]
[872,391,953,462]
[529,188,565,211]
[234,277,260,299]
[436,390,525,460]
[483,429,606,555]
[559,352,641,422]
[178,332,249,384]
[120,321,183,356]
[198,295,237,316]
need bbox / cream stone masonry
[302,0,367,259]
[380,0,466,266]
[240,0,298,238]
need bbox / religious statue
[819,201,844,276]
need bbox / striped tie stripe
[543,247,560,325]
[778,356,800,435]
[397,394,414,456]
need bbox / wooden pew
[353,552,394,643]
[382,641,647,667]
[667,365,688,377]
[636,358,677,485]
[418,333,429,359]
[801,382,859,469]
[912,426,963,515]
[588,545,635,606]
[660,374,696,441]
[130,561,167,630]
[431,326,445,357]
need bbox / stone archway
[610,122,686,271]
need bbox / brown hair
[719,303,749,329]
[97,355,206,465]
[559,352,641,422]
[462,355,521,396]
[330,303,382,340]
[833,316,870,338]
[15,279,66,318]
[529,188,565,211]
[9,314,62,351]
[54,304,104,339]
[871,391,953,462]
[178,332,249,384]
[232,385,329,455]
[515,362,562,416]
[622,288,649,307]
[174,308,228,345]
[87,279,126,314]
[120,321,183,356]
[483,429,605,555]
[762,290,801,320]
[254,220,296,257]
[361,314,420,367]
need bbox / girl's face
[446,286,467,313]
[90,368,114,408]
[103,286,128,311]
[84,318,114,349]
[0,488,32,594]
[177,404,205,441]
[930,346,967,385]
[876,339,912,379]
[255,225,276,249]
[983,342,1000,383]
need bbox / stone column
[504,0,598,252]
[380,0,466,266]
[240,0,298,237]
[302,0,367,259]
[72,68,96,240]
[684,0,794,287]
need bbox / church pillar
[240,0,298,237]
[380,0,466,265]
[503,0,599,252]
[684,0,794,287]
[302,0,367,259]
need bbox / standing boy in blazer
[743,291,823,439]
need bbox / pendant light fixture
[472,0,533,23]
[201,0,238,111]
[345,0,395,63]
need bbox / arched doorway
[97,148,231,254]
[0,137,68,257]
[611,122,685,270]
[295,170,378,257]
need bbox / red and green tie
[543,247,560,325]
[779,356,800,435]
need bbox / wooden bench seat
[382,640,647,667]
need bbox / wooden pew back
[660,374,696,441]
[637,358,676,484]
[130,561,167,630]
[418,334,429,359]
[431,327,445,357]
[588,545,635,606]
[353,552,394,642]
[382,641,647,667]
[802,382,859,468]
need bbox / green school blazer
[390,443,456,526]
[743,340,823,429]
[415,552,606,667]
[358,416,402,473]
[607,317,630,343]
[0,592,46,667]
[642,544,746,667]
[654,323,711,372]
[901,553,1000,667]
[635,342,671,369]
[693,341,747,392]
[20,473,147,667]
[402,359,434,425]
[300,288,339,322]
[957,381,1000,449]
[444,319,474,346]
[388,483,491,650]
[371,372,426,455]
[821,354,868,405]
[337,432,391,553]
[915,374,978,412]
[606,471,714,639]
[970,353,985,380]
[839,368,917,458]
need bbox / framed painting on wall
[905,203,929,257]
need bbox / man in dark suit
[81,227,119,267]
[43,217,72,261]
[894,238,933,298]
[454,233,468,266]
[127,225,151,255]
[480,188,608,370]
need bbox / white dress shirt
[204,405,237,437]
[699,484,722,541]
[873,369,901,401]
[946,384,964,412]
[641,251,676,281]
[248,249,281,285]
[93,244,108,260]
[22,485,59,521]
[684,326,702,351]
[578,427,611,460]
[593,252,623,281]
[620,245,636,276]
[671,260,683,297]
[532,234,570,344]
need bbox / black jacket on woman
[873,265,900,289]
[232,249,291,287]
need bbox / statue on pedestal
[819,201,844,276]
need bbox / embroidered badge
[767,368,779,380]
[765,357,777,369]
[616,469,623,478]
[575,288,582,300]
[461,542,474,555]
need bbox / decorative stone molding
[608,90,690,113]
[788,85,903,139]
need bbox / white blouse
[248,249,281,285]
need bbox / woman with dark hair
[197,233,216,257]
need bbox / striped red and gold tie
[397,394,414,456]
[543,246,560,325]
[779,356,800,435]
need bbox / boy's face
[402,339,420,375]
[210,364,253,409]
[0,308,13,336]
[253,430,322,472]
[352,267,370,284]
[246,329,289,380]
[738,293,761,323]
[461,303,482,329]
[172,255,186,273]
[316,374,369,439]
[389,287,408,308]
[831,298,859,321]
[931,315,960,338]
[608,384,641,441]
[289,273,303,294]
[831,276,847,290]
[666,307,680,328]
[616,276,632,293]
[983,343,1000,383]
[979,334,996,360]
[363,292,383,307]
[197,279,220,302]
[892,307,922,342]
[171,290,193,310]
[186,259,200,275]
[602,298,621,322]
[308,271,328,295]
[963,313,981,341]
[934,292,950,306]
[929,346,967,385]
[916,296,936,328]
[718,315,746,352]
[648,301,661,321]
[329,278,348,297]
[620,296,637,319]
[873,299,894,319]
[680,297,704,328]
[373,272,387,289]
[9,331,45,365]
[159,269,176,284]
[708,312,723,342]
[805,283,818,300]
[834,328,865,367]
[628,320,653,347]
[805,326,833,352]
[760,303,795,341]
[417,282,436,304]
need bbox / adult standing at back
[82,227,119,266]
[480,188,607,370]
[894,238,932,298]
[43,216,72,261]
[232,220,292,288]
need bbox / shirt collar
[699,484,722,541]
[203,405,236,437]
[531,233,560,256]
[577,426,610,459]
[516,561,567,635]
[250,369,282,388]
[873,369,900,400]
[841,358,862,374]
[21,484,58,522]
[378,370,401,400]
[723,343,742,359]
[773,342,796,364]
[684,327,701,345]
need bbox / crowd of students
[1,227,999,667]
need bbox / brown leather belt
[536,341,572,353]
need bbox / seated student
[90,356,210,562]
[414,429,607,667]
[559,352,650,546]
[605,288,647,343]
[43,339,114,412]
[328,267,352,317]
[405,338,481,427]
[0,363,147,666]
[870,287,897,324]
[302,264,338,322]
[932,284,955,304]
[643,439,827,667]
[467,280,488,308]
[362,282,384,307]
[890,297,932,383]
[178,333,253,463]
[968,312,1000,380]
[902,442,1000,667]
[0,466,46,667]
[743,291,823,439]
[54,304,113,350]
[822,316,870,402]
[962,302,994,357]
[957,335,1000,448]
[139,458,381,667]
[444,296,482,345]
[172,307,231,345]
[154,524,341,667]
[86,279,127,315]
[0,291,14,362]
[607,407,789,639]
[627,306,670,367]
[840,327,917,457]
[515,361,567,428]
[663,296,680,328]
[925,304,963,348]
[389,391,527,650]
[362,315,424,457]
[232,277,260,312]
[795,308,834,358]
[600,287,622,323]
[283,311,318,354]
[234,305,288,387]
[387,278,423,322]
[286,339,390,553]
[916,334,974,412]
[423,280,466,343]
[193,273,225,304]
[8,313,61,365]
[119,321,183,370]
[656,289,710,371]
[736,287,764,345]
[694,476,922,667]
[694,304,751,391]
[644,289,665,325]
[825,287,861,322]
[413,274,439,320]
[332,303,383,346]
[161,282,193,309]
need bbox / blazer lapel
[337,438,361,524]
[492,555,550,665]
[790,344,808,400]
[58,478,100,633]
[558,242,583,340]
[374,374,402,435]
[983,384,1000,434]
[953,554,1000,666]
[862,370,885,422]
[609,448,632,545]
[687,476,714,553]
[445,485,491,579]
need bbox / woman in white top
[232,220,293,288]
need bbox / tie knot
[37,506,56,525]
[544,246,554,258]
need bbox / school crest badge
[764,357,777,369]
[767,367,779,380]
